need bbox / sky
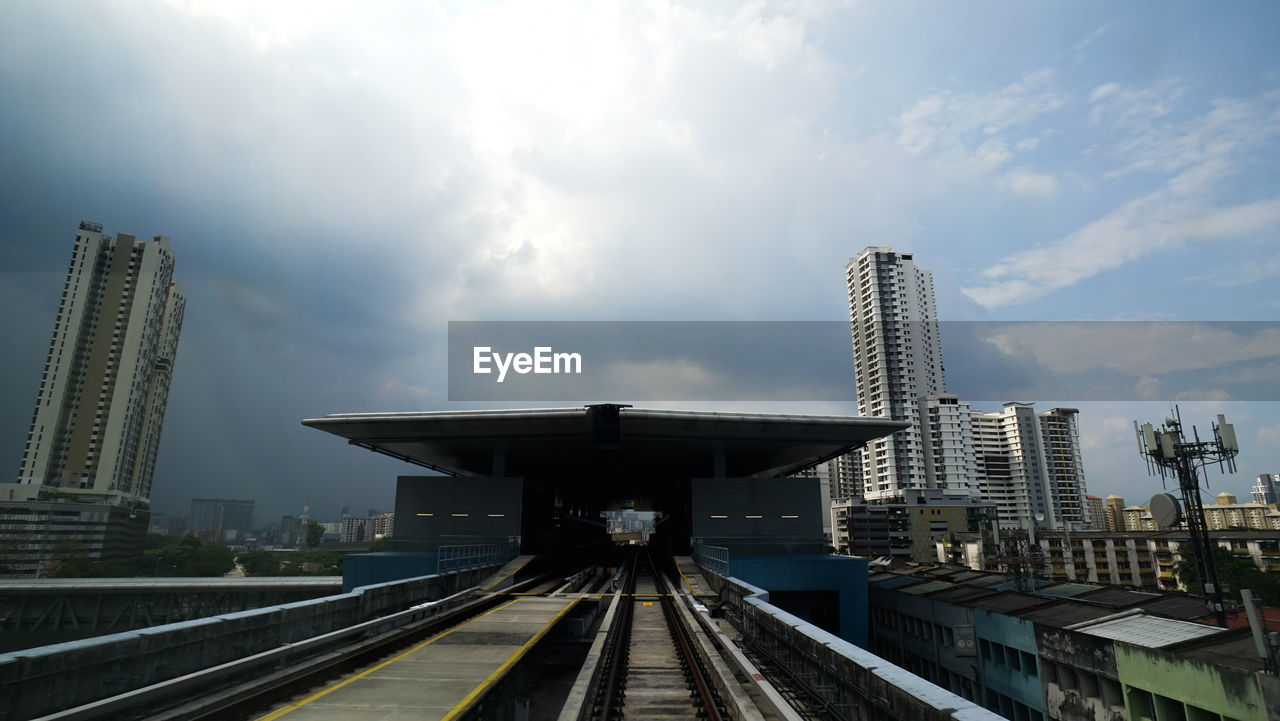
[1,1,1278,524]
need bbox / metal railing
[691,539,730,578]
[437,539,520,574]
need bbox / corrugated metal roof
[1038,582,1102,598]
[1072,613,1225,648]
[900,580,955,595]
[872,575,929,589]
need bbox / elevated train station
[302,403,908,560]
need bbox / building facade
[846,247,970,501]
[832,490,992,562]
[10,221,184,507]
[1250,473,1280,505]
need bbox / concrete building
[846,247,961,501]
[0,499,147,576]
[832,490,992,562]
[1103,495,1125,532]
[1037,408,1090,529]
[339,514,370,544]
[189,498,254,543]
[1251,473,1280,505]
[868,565,1280,721]
[938,528,1280,591]
[1085,495,1104,531]
[9,221,184,507]
[1,222,182,575]
[1203,492,1280,531]
[972,403,1056,530]
[371,510,394,539]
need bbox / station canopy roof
[303,404,906,481]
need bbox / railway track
[592,550,729,721]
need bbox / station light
[451,513,469,517]
[745,515,763,519]
[416,513,434,517]
[781,515,799,519]
[709,514,728,519]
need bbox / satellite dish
[1149,493,1182,529]
[1034,513,1045,523]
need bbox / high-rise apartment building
[846,247,963,501]
[10,221,184,506]
[1103,495,1125,532]
[1252,474,1280,505]
[969,402,1089,530]
[1038,407,1090,529]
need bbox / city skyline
[1,3,1278,521]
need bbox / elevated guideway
[0,576,342,651]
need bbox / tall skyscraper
[11,221,184,506]
[1252,474,1280,505]
[846,247,968,501]
[1038,407,1090,528]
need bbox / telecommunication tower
[1134,407,1239,626]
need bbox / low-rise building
[832,490,993,562]
[937,529,1280,591]
[867,564,1279,721]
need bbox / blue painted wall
[728,554,869,647]
[343,552,437,592]
[973,608,1045,717]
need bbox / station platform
[674,556,718,598]
[256,595,578,721]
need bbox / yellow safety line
[675,561,698,596]
[440,598,581,721]
[253,598,521,721]
[482,556,534,591]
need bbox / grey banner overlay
[447,321,1280,402]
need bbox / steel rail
[651,551,726,721]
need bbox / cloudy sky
[2,1,1278,523]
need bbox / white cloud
[964,87,1280,308]
[1089,82,1120,103]
[1002,168,1058,197]
[895,67,1065,178]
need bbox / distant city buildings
[1,222,183,576]
[1106,493,1280,534]
[189,498,255,543]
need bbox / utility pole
[1134,408,1239,626]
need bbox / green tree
[304,520,324,549]
[1175,546,1280,605]
[237,550,280,576]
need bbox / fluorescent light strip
[451,513,469,517]
[488,514,505,518]
[745,515,763,519]
[781,515,799,519]
[710,515,728,519]
[416,513,434,517]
